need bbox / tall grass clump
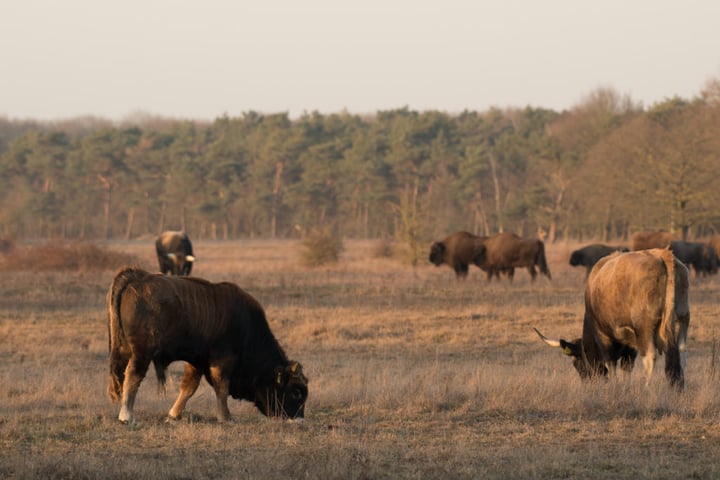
[300,227,344,267]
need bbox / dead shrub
[0,242,139,272]
[0,236,14,254]
[372,238,394,258]
[300,227,344,267]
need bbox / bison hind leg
[108,349,130,403]
[664,343,686,391]
[118,356,151,424]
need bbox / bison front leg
[168,363,202,420]
[454,263,469,279]
[639,351,657,386]
[118,355,151,425]
[527,265,538,281]
[209,365,232,422]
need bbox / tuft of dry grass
[0,241,140,272]
[1,239,720,479]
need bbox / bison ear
[288,362,308,383]
[559,339,581,357]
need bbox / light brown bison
[630,230,674,251]
[156,230,195,275]
[107,267,308,425]
[474,232,551,281]
[536,248,690,389]
[429,231,504,279]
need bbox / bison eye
[291,387,304,401]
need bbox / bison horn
[533,327,561,348]
[167,253,176,259]
[186,255,196,262]
[274,367,284,386]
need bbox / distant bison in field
[156,231,195,275]
[569,243,629,277]
[670,240,718,277]
[474,232,551,282]
[631,230,674,251]
[429,231,491,279]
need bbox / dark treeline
[2,86,720,244]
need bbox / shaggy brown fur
[536,248,690,390]
[429,231,490,279]
[107,267,307,424]
[474,232,551,282]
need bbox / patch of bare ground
[1,239,720,479]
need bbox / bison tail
[153,359,168,395]
[536,241,552,280]
[107,267,140,403]
[108,351,124,403]
[657,249,679,351]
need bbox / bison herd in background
[429,231,551,281]
[429,228,720,391]
[106,227,718,424]
[429,228,719,282]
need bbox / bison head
[167,252,195,276]
[533,328,608,379]
[569,251,582,266]
[429,242,446,266]
[254,362,308,419]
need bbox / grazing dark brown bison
[473,232,551,282]
[630,230,674,251]
[670,240,718,277]
[535,248,690,389]
[156,230,195,275]
[429,231,506,279]
[107,267,308,425]
[569,243,629,277]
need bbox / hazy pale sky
[2,0,719,121]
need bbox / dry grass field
[2,239,720,479]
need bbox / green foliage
[389,186,428,267]
[0,90,719,242]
